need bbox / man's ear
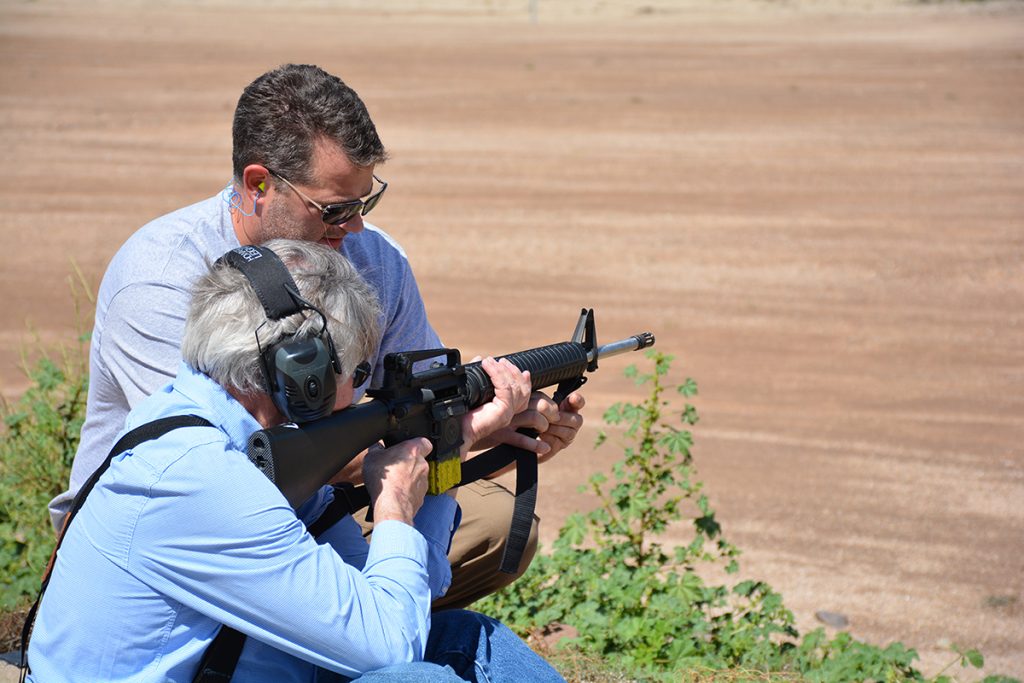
[241,164,271,199]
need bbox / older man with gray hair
[26,239,564,683]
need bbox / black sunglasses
[352,360,372,389]
[265,167,387,226]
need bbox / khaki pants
[353,479,539,610]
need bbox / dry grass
[0,605,30,656]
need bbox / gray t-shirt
[49,191,441,528]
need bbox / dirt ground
[0,0,1022,679]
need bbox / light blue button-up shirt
[28,363,459,682]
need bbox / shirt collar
[171,362,264,453]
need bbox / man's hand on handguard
[363,437,432,525]
[471,390,586,467]
[458,357,532,460]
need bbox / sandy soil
[1,0,1022,679]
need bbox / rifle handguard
[462,342,591,407]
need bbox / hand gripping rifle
[246,309,654,570]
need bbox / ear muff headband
[219,246,303,320]
[216,245,342,423]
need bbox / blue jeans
[340,610,564,682]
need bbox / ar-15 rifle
[246,308,654,508]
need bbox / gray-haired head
[232,64,388,185]
[182,238,382,396]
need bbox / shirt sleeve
[126,447,435,678]
[308,491,460,598]
[413,495,461,600]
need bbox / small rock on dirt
[815,610,849,628]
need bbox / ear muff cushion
[265,337,337,423]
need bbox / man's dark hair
[232,64,387,184]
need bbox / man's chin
[320,236,344,251]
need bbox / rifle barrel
[589,332,655,364]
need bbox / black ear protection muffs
[216,245,342,423]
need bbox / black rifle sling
[492,377,584,574]
[492,377,582,574]
[20,415,213,681]
[498,443,538,575]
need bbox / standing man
[50,63,585,608]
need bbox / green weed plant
[0,267,92,611]
[478,351,1014,683]
[0,348,87,609]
